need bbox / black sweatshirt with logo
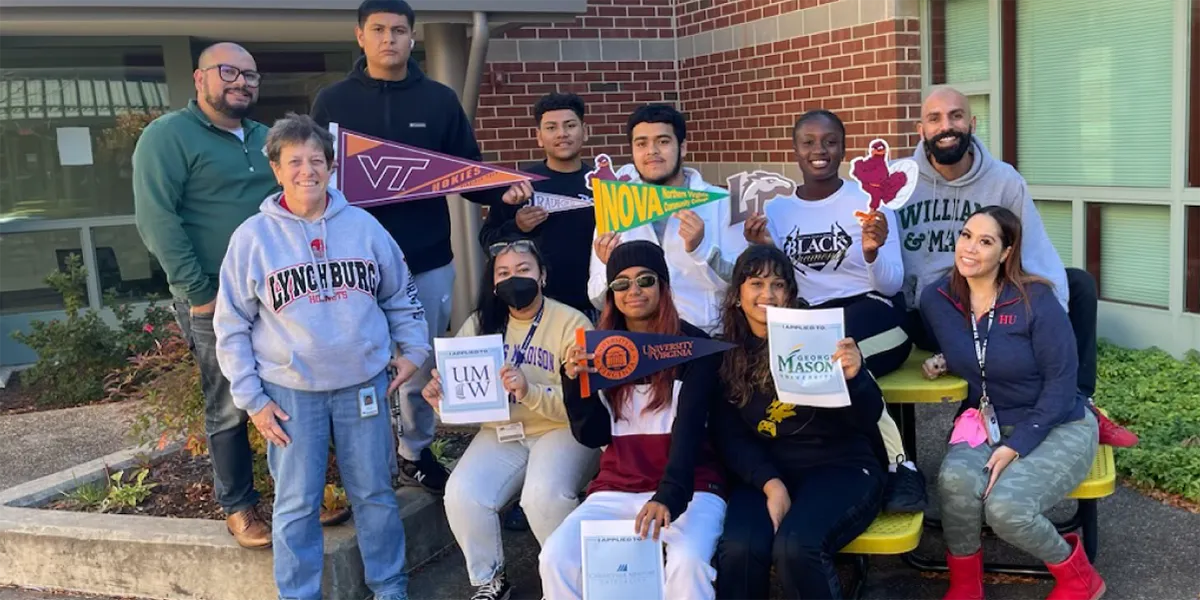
[710,336,888,489]
[311,57,501,275]
[479,160,596,314]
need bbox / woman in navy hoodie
[919,206,1104,600]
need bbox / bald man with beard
[899,86,1139,448]
[134,42,278,547]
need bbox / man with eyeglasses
[133,42,276,549]
[310,0,523,494]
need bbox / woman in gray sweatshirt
[214,113,429,600]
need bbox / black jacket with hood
[311,57,500,275]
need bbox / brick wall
[676,0,923,185]
[477,0,680,169]
[477,0,923,182]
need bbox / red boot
[944,549,985,600]
[1091,404,1139,447]
[1045,533,1106,600]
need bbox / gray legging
[938,410,1098,564]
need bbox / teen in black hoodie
[309,0,507,495]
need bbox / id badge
[978,398,1001,446]
[496,422,525,443]
[359,386,380,418]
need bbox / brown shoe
[226,505,272,549]
[320,506,352,527]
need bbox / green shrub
[11,254,174,408]
[1096,341,1200,501]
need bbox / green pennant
[592,178,730,234]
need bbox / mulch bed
[44,427,477,520]
[0,372,46,416]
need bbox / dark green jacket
[133,100,278,306]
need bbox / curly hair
[718,245,801,408]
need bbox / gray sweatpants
[938,409,1098,564]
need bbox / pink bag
[949,408,987,447]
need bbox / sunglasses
[488,239,538,257]
[608,273,658,293]
[202,64,262,87]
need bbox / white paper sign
[766,306,851,408]
[434,334,510,424]
[581,520,665,600]
[532,191,593,213]
[56,127,93,166]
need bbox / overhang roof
[0,0,588,41]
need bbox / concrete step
[0,446,454,600]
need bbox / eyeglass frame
[608,273,659,293]
[488,239,538,257]
[200,64,262,87]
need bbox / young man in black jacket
[310,0,517,492]
[479,92,597,317]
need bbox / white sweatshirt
[763,181,904,305]
[586,165,732,334]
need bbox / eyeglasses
[608,273,658,293]
[488,239,537,257]
[202,64,262,87]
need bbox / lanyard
[511,301,545,369]
[969,302,995,404]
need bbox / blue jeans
[173,301,259,514]
[264,371,408,600]
[393,262,454,461]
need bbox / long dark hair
[718,245,801,408]
[598,277,682,421]
[474,241,546,336]
[948,205,1049,312]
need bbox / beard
[640,154,684,186]
[924,126,973,165]
[206,87,254,120]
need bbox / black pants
[174,302,260,514]
[902,268,1098,398]
[811,291,913,378]
[715,465,886,599]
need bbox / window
[1015,0,1174,187]
[1034,199,1072,264]
[942,0,990,84]
[0,45,169,222]
[968,94,991,148]
[1188,206,1199,313]
[0,229,81,314]
[1087,203,1171,308]
[92,225,168,302]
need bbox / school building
[0,0,1196,367]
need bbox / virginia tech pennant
[331,124,546,207]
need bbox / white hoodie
[586,164,733,334]
[214,188,430,414]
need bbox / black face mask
[924,126,973,165]
[495,276,540,310]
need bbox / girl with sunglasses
[421,239,600,600]
[540,240,727,600]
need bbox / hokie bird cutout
[584,153,632,190]
[849,138,918,222]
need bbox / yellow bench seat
[1068,442,1115,499]
[841,512,924,555]
[877,350,968,404]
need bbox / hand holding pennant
[592,179,729,235]
[571,328,735,397]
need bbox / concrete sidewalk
[0,401,140,492]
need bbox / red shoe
[1045,533,1106,600]
[1091,404,1138,447]
[944,549,985,600]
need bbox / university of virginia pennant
[592,179,730,234]
[331,124,546,207]
[574,328,736,397]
